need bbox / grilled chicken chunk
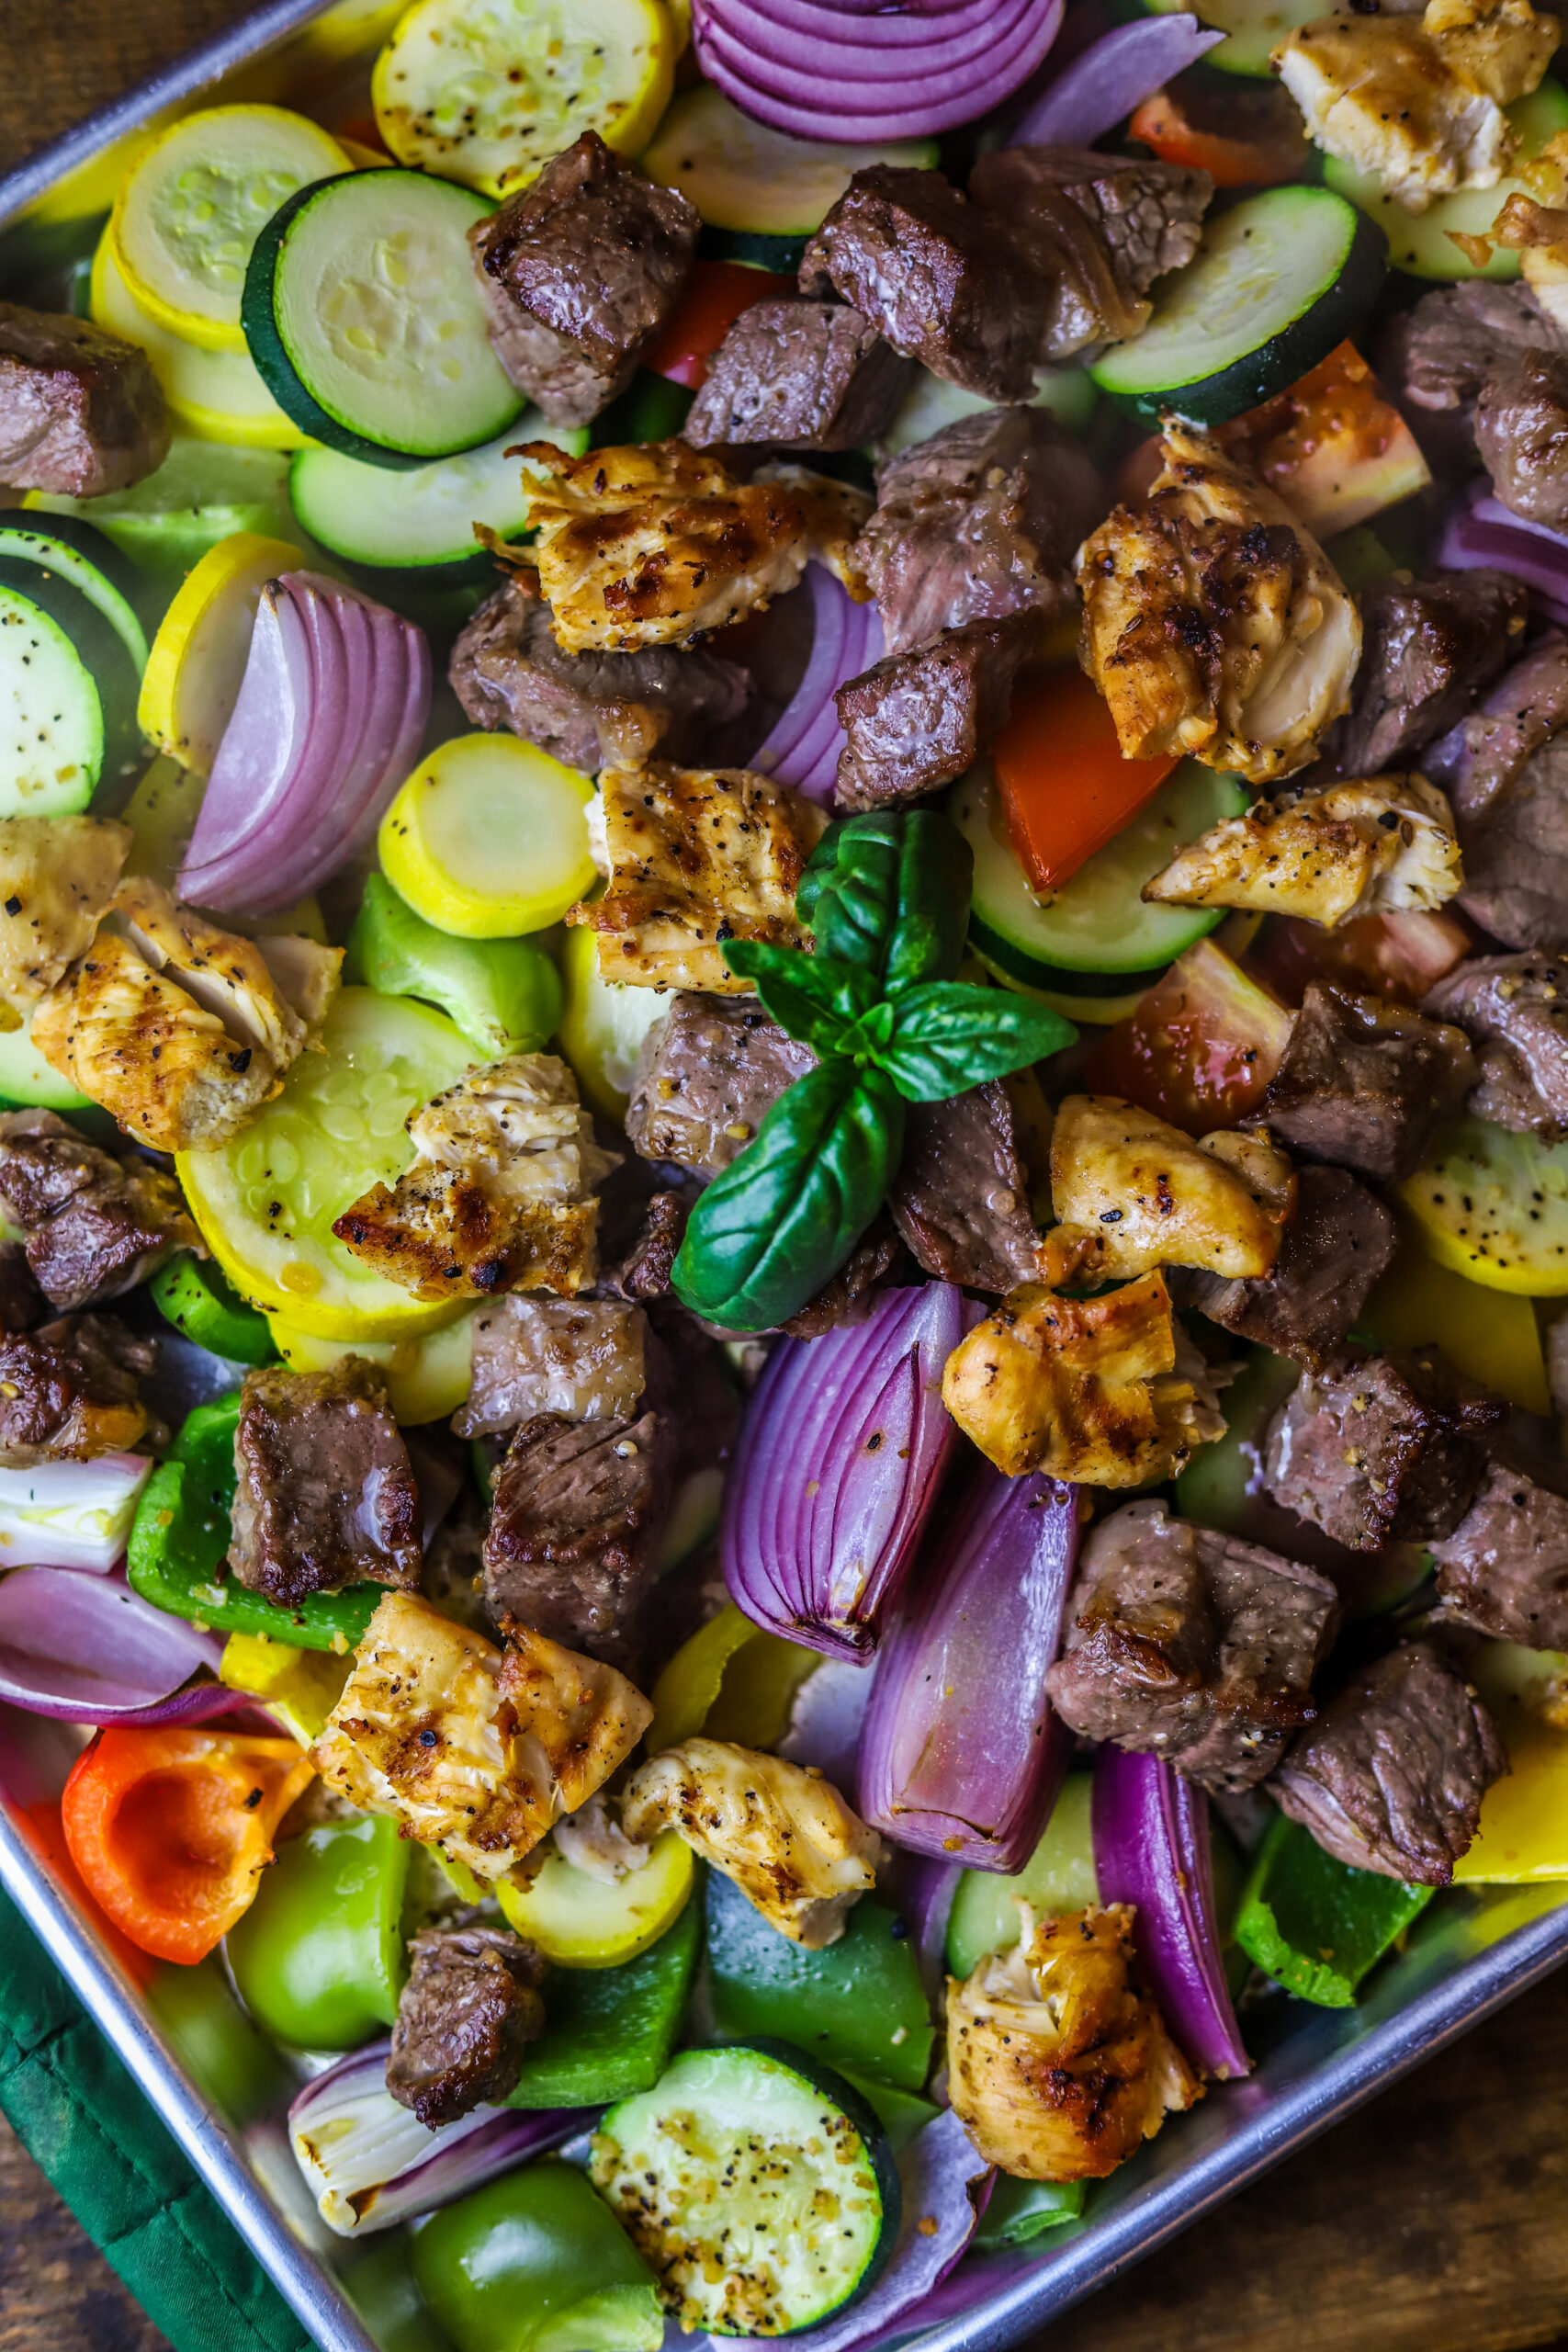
[942,1271,1225,1485]
[1273,0,1557,211]
[517,439,868,652]
[1077,426,1360,786]
[621,1736,882,1948]
[312,1591,651,1882]
[1050,1097,1294,1283]
[567,763,826,991]
[0,1312,150,1464]
[1144,775,1463,928]
[0,818,130,1010]
[333,1054,617,1302]
[1176,1163,1399,1371]
[947,1905,1202,2180]
[0,1108,197,1311]
[386,1924,547,2128]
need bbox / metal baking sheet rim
[0,4,1566,2340]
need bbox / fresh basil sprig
[671,811,1077,1331]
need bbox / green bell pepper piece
[946,1773,1100,1983]
[127,1393,384,1653]
[348,875,563,1060]
[413,2159,662,2352]
[1233,1813,1433,2008]
[705,1870,933,2095]
[837,2069,938,2156]
[149,1252,278,1366]
[506,1894,701,2109]
[973,2177,1087,2250]
[146,1956,289,2127]
[344,2237,455,2352]
[226,1812,411,2049]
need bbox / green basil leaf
[797,812,972,994]
[872,983,1077,1101]
[721,939,877,1056]
[671,1061,905,1331]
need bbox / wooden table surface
[4,4,1568,2346]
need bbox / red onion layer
[0,1566,229,1724]
[1008,12,1224,146]
[1438,481,1568,627]
[722,1283,966,1663]
[178,570,431,919]
[693,0,1064,141]
[857,1469,1078,1871]
[752,561,884,807]
[1091,1744,1250,2080]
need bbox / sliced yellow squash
[91,228,308,452]
[138,529,308,769]
[378,733,597,939]
[497,1827,694,1966]
[1398,1114,1568,1296]
[272,1302,479,1423]
[556,922,668,1119]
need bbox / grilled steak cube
[0,302,168,495]
[1043,1499,1339,1792]
[886,1081,1045,1294]
[969,144,1212,363]
[0,1312,151,1464]
[1379,278,1562,468]
[1176,1165,1398,1370]
[482,1407,676,1668]
[1322,569,1527,777]
[682,298,910,452]
[469,130,699,427]
[1422,952,1568,1135]
[449,577,751,773]
[1264,1347,1504,1553]
[0,1240,44,1334]
[598,1190,689,1302]
[856,403,1103,656]
[1475,346,1568,528]
[386,1924,547,2127]
[231,1360,423,1606]
[1260,980,1474,1182]
[624,992,814,1178]
[0,1110,198,1311]
[1429,1450,1568,1648]
[780,1219,904,1340]
[1270,1640,1506,1883]
[453,1296,649,1438]
[834,616,1032,811]
[798,165,1038,401]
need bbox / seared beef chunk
[1264,1347,1503,1553]
[857,404,1104,657]
[0,302,167,495]
[453,1297,649,1437]
[969,145,1211,362]
[449,576,750,770]
[386,1925,546,2126]
[1270,1641,1506,1883]
[0,1109,198,1311]
[0,1313,150,1464]
[1320,569,1527,777]
[469,130,698,426]
[0,1242,44,1334]
[797,165,1037,401]
[1430,1451,1568,1647]
[1422,953,1568,1134]
[886,1081,1044,1293]
[1425,630,1568,830]
[1178,1165,1398,1371]
[780,1219,904,1340]
[1043,1499,1338,1792]
[682,299,910,452]
[231,1360,423,1606]
[624,993,813,1178]
[482,1407,676,1668]
[1475,346,1568,528]
[1423,636,1568,951]
[1380,279,1563,469]
[598,1190,688,1302]
[833,616,1032,811]
[1260,981,1474,1182]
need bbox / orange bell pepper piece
[17,1799,156,1989]
[1128,88,1307,189]
[62,1726,315,1965]
[643,260,795,390]
[992,664,1179,898]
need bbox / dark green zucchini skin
[735,2038,904,2317]
[970,915,1179,1000]
[699,224,808,275]
[0,556,142,794]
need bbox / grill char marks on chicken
[1175,1164,1399,1371]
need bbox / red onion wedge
[178,571,430,919]
[290,2041,594,2236]
[1091,1745,1250,2081]
[693,0,1064,141]
[0,1453,152,1572]
[721,1283,966,1663]
[752,561,884,806]
[1008,13,1224,146]
[857,1469,1078,1870]
[0,1565,229,1724]
[1438,481,1568,627]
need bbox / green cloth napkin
[0,1883,317,2352]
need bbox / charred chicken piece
[1143,774,1463,929]
[231,1359,423,1607]
[0,817,130,1010]
[1264,1346,1504,1552]
[386,1924,547,2127]
[1049,1096,1294,1283]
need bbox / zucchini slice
[1325,80,1568,282]
[25,439,303,587]
[0,560,147,813]
[1090,186,1387,426]
[288,419,585,586]
[592,2042,899,2335]
[880,359,1095,458]
[243,171,523,469]
[91,225,307,455]
[952,759,1247,1004]
[0,509,148,671]
[642,84,938,236]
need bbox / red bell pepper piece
[993,664,1179,899]
[643,260,794,390]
